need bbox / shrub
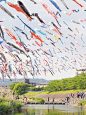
[0,98,23,114]
[0,98,8,102]
[29,96,35,100]
[29,87,44,91]
[78,100,86,106]
[36,98,45,104]
[0,102,7,114]
[29,97,45,104]
[14,101,22,111]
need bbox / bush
[10,100,22,112]
[0,98,8,102]
[78,100,86,106]
[29,87,44,91]
[14,101,22,111]
[36,98,45,104]
[0,98,23,114]
[29,96,35,100]
[0,102,13,114]
[0,102,7,114]
[29,97,45,104]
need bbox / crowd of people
[76,91,86,99]
[64,91,86,104]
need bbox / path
[34,92,85,106]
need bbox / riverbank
[19,90,86,107]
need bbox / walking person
[85,91,86,100]
[67,95,70,103]
[81,93,83,99]
[17,95,19,102]
[23,95,24,103]
[26,97,27,104]
[53,98,54,105]
[48,97,49,104]
[65,97,67,104]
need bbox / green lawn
[20,89,86,97]
[49,89,86,94]
[21,91,47,96]
[19,91,47,99]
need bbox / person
[23,95,25,98]
[53,98,54,105]
[26,97,27,104]
[48,97,49,102]
[65,97,67,103]
[23,95,24,103]
[82,91,85,99]
[67,95,70,103]
[48,97,49,104]
[85,91,86,100]
[71,93,73,98]
[77,92,80,98]
[17,95,19,101]
[72,94,74,98]
[81,93,83,99]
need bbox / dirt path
[33,92,85,106]
[34,92,77,99]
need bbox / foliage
[48,89,86,94]
[29,96,45,104]
[0,98,23,115]
[29,96,35,100]
[78,100,86,106]
[0,98,8,102]
[12,101,22,111]
[29,87,44,91]
[14,113,24,115]
[9,82,45,95]
[13,82,30,95]
[45,73,86,92]
[21,91,47,96]
[36,98,45,104]
[9,82,19,90]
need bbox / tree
[44,72,86,92]
[9,82,18,90]
[13,82,30,95]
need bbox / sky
[0,0,86,80]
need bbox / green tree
[13,82,30,95]
[44,72,86,92]
[9,82,18,90]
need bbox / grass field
[19,91,47,99]
[49,89,86,94]
[20,89,86,96]
[21,91,47,96]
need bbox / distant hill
[29,78,51,84]
[0,78,51,84]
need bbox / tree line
[44,73,86,92]
[9,82,44,95]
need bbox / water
[14,104,86,115]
